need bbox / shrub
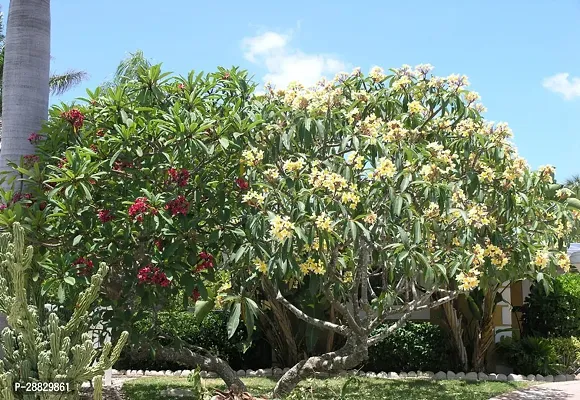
[365,322,456,372]
[522,274,580,338]
[496,336,580,375]
[115,310,272,371]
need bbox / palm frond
[113,50,152,84]
[49,70,88,96]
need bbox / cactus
[0,223,129,399]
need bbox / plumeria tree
[226,65,580,396]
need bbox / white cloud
[543,73,580,100]
[241,30,347,89]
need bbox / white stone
[236,370,246,377]
[165,370,172,376]
[388,372,399,379]
[173,371,182,376]
[526,374,535,381]
[377,372,388,379]
[200,371,209,378]
[247,369,259,377]
[111,369,119,375]
[567,374,576,381]
[545,375,554,382]
[366,372,377,378]
[317,372,330,378]
[497,374,507,382]
[256,369,266,377]
[208,372,219,378]
[456,372,465,380]
[136,370,144,376]
[144,370,153,376]
[488,373,497,381]
[466,372,478,381]
[508,374,523,381]
[407,371,417,378]
[273,368,283,376]
[478,372,488,381]
[535,374,544,381]
[576,374,580,380]
[399,372,407,378]
[263,368,273,377]
[283,368,290,373]
[555,375,566,382]
[161,388,194,397]
[447,371,456,380]
[426,371,435,378]
[435,371,447,380]
[336,370,348,377]
[81,382,91,388]
[181,370,191,377]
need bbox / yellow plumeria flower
[253,258,268,274]
[270,215,295,242]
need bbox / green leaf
[393,196,403,216]
[218,137,230,149]
[72,234,83,246]
[194,299,215,323]
[227,302,241,339]
[136,146,143,157]
[413,220,422,244]
[566,198,580,210]
[63,276,75,286]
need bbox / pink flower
[61,109,85,129]
[73,257,94,276]
[23,154,40,168]
[128,197,156,222]
[235,177,249,191]
[167,168,189,187]
[98,209,114,223]
[165,195,189,216]
[196,252,215,272]
[28,133,43,144]
[137,264,170,287]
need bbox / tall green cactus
[0,223,129,399]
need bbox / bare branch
[276,290,349,335]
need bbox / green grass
[122,376,531,400]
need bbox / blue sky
[3,0,579,181]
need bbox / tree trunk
[0,0,51,340]
[472,287,496,372]
[272,336,367,398]
[155,346,246,391]
[442,301,468,371]
[261,278,299,367]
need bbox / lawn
[121,376,530,399]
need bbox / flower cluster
[253,258,268,274]
[73,257,94,277]
[484,244,509,269]
[28,132,43,144]
[467,204,491,228]
[370,158,396,180]
[264,168,280,182]
[154,239,163,251]
[425,202,440,219]
[137,265,170,287]
[356,115,383,143]
[23,154,40,168]
[309,167,360,209]
[97,209,114,223]
[300,257,325,275]
[556,188,574,200]
[556,252,571,272]
[61,109,85,129]
[165,195,189,216]
[456,267,481,291]
[167,168,190,187]
[113,160,136,171]
[241,147,264,166]
[270,215,295,242]
[283,158,305,174]
[196,251,214,272]
[538,165,556,183]
[242,190,266,207]
[128,197,157,222]
[364,212,377,225]
[346,152,364,170]
[383,120,410,142]
[235,177,250,191]
[314,213,334,232]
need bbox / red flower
[178,83,185,90]
[98,209,114,223]
[196,251,215,272]
[23,154,40,168]
[191,288,200,302]
[128,197,155,222]
[137,264,170,287]
[61,109,85,129]
[223,72,230,80]
[96,129,105,137]
[90,144,98,152]
[28,133,43,144]
[113,160,136,171]
[39,201,47,211]
[235,177,249,191]
[0,204,7,211]
[167,168,189,187]
[73,257,94,277]
[58,157,67,169]
[165,195,189,216]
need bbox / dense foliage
[496,336,580,375]
[365,322,456,373]
[522,273,580,338]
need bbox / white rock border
[111,369,580,382]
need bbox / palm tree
[565,175,580,197]
[100,49,152,89]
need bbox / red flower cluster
[165,195,189,216]
[23,154,40,167]
[61,109,85,129]
[191,288,201,302]
[128,197,157,222]
[167,168,190,187]
[235,177,249,191]
[98,209,114,223]
[90,144,98,152]
[137,265,170,287]
[113,160,135,171]
[96,129,105,137]
[73,257,94,276]
[58,157,67,169]
[11,192,34,207]
[28,132,43,144]
[196,251,214,272]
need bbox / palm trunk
[0,0,51,338]
[442,301,469,371]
